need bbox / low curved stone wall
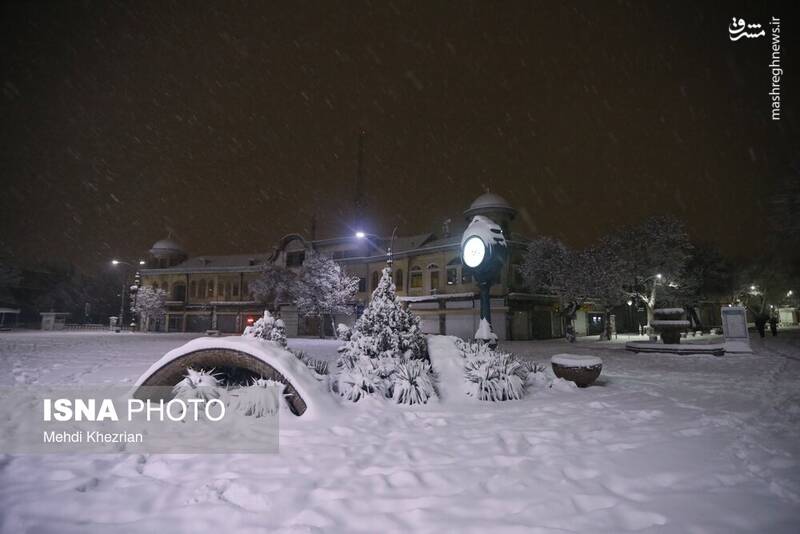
[133,348,308,416]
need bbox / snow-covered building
[139,193,605,339]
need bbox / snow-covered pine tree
[131,286,167,331]
[336,267,434,404]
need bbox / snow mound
[551,354,603,368]
[650,320,691,327]
[427,336,471,403]
[654,308,685,315]
[133,336,338,420]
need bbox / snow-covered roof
[149,238,186,255]
[463,192,517,220]
[399,292,475,303]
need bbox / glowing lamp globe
[462,236,486,268]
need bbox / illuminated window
[410,266,423,289]
[447,257,460,285]
[428,264,439,292]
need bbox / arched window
[198,279,207,298]
[371,271,380,292]
[447,257,461,286]
[190,281,197,298]
[161,281,170,294]
[173,283,186,301]
[427,263,440,292]
[394,269,404,291]
[410,266,423,289]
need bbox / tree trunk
[318,316,325,339]
[599,307,614,341]
[564,301,578,343]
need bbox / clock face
[462,236,486,268]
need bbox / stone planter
[550,354,603,387]
[651,308,690,345]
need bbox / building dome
[464,192,517,221]
[149,238,186,258]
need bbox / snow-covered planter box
[651,308,689,344]
[550,354,603,387]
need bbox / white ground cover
[1,330,799,533]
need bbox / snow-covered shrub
[392,359,435,405]
[233,378,285,417]
[457,341,526,401]
[172,368,224,401]
[242,310,287,347]
[243,310,276,339]
[270,318,288,347]
[336,358,384,402]
[335,268,435,403]
[291,349,329,376]
[336,323,352,341]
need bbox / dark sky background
[1,0,796,273]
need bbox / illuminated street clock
[460,215,508,343]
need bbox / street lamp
[355,226,399,267]
[460,215,508,345]
[111,259,145,332]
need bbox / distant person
[754,314,768,338]
[769,315,778,337]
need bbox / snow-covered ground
[1,330,799,533]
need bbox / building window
[410,266,423,289]
[233,282,239,297]
[371,271,380,291]
[286,251,305,267]
[190,281,197,298]
[428,264,440,292]
[173,283,186,301]
[198,279,206,298]
[394,269,404,290]
[461,268,473,285]
[446,257,461,286]
[161,281,170,294]
[207,280,215,297]
[358,277,367,292]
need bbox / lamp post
[111,259,145,332]
[460,215,508,346]
[355,225,399,268]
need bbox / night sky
[1,1,796,273]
